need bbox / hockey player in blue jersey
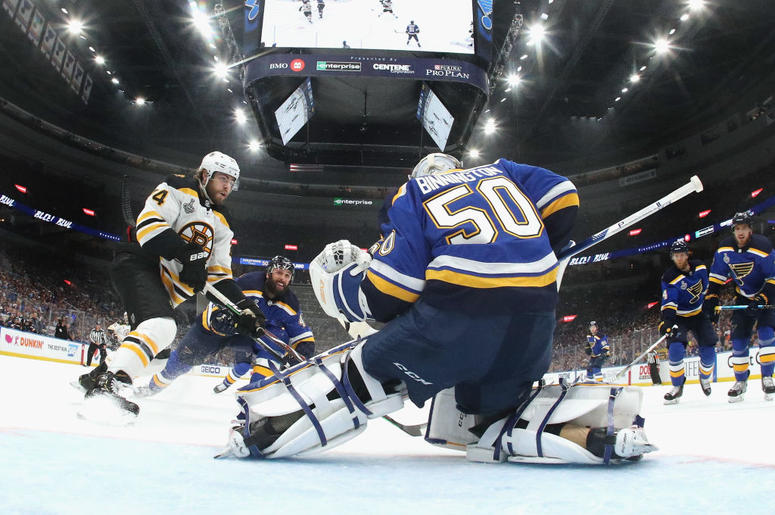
[137,256,315,396]
[704,211,775,402]
[659,240,717,404]
[219,154,657,464]
[584,321,609,382]
[406,20,420,47]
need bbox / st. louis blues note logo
[478,0,493,31]
[687,281,703,304]
[245,0,261,22]
[729,261,755,282]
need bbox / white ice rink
[1,354,773,514]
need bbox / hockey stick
[120,174,136,229]
[716,304,775,311]
[202,283,305,363]
[556,175,703,261]
[613,331,672,381]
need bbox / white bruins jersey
[135,175,234,307]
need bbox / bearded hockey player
[219,153,656,464]
[77,151,265,417]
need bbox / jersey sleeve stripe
[428,251,557,275]
[366,270,421,303]
[717,246,734,253]
[669,275,685,285]
[661,303,677,310]
[677,307,702,316]
[426,267,558,289]
[749,248,769,258]
[709,273,727,284]
[136,221,171,243]
[695,265,707,271]
[208,265,232,275]
[539,192,579,219]
[370,260,426,292]
[391,183,407,206]
[535,181,577,209]
[136,210,163,224]
[289,331,314,344]
[135,216,165,230]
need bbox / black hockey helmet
[589,320,598,329]
[266,255,295,281]
[731,210,753,229]
[670,239,689,256]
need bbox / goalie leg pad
[467,381,653,465]
[231,340,405,459]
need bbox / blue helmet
[731,211,753,228]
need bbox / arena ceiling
[1,0,774,172]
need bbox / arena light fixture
[751,187,763,198]
[687,0,705,11]
[248,139,261,152]
[526,23,546,46]
[621,87,628,93]
[14,184,27,194]
[646,301,659,309]
[506,74,522,87]
[629,73,641,83]
[234,108,247,125]
[82,208,96,216]
[561,315,577,323]
[135,97,146,106]
[680,13,689,22]
[95,55,105,65]
[213,62,229,80]
[111,78,119,85]
[698,209,712,218]
[468,149,480,159]
[484,118,497,135]
[284,244,298,251]
[67,19,84,36]
[190,2,215,41]
[653,37,670,55]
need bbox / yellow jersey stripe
[160,269,187,305]
[709,276,726,285]
[540,192,580,219]
[252,365,273,377]
[213,210,230,229]
[136,221,170,242]
[425,267,558,289]
[367,270,421,303]
[678,306,703,317]
[208,265,232,275]
[137,210,163,224]
[179,187,199,199]
[749,248,769,258]
[120,342,150,367]
[137,332,160,355]
[669,275,685,285]
[391,183,407,206]
[717,246,734,253]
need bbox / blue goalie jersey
[362,159,578,320]
[707,234,775,303]
[660,259,708,321]
[200,272,315,358]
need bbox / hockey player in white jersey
[299,0,313,23]
[77,151,265,417]
[218,153,656,464]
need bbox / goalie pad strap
[341,350,373,417]
[269,360,327,447]
[603,387,623,465]
[237,397,264,458]
[315,355,361,429]
[497,380,544,461]
[536,379,570,458]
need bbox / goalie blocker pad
[230,340,405,459]
[427,381,648,465]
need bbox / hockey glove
[176,242,208,292]
[747,293,768,313]
[703,296,720,323]
[235,298,266,337]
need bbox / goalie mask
[409,153,462,179]
[266,255,295,282]
[198,151,240,191]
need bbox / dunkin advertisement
[0,327,83,364]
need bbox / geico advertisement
[0,327,82,362]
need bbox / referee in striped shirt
[86,322,108,367]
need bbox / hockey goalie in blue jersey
[703,211,775,402]
[659,240,718,404]
[220,154,656,464]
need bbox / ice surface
[1,355,773,514]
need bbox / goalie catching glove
[309,240,373,323]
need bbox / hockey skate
[699,376,712,397]
[762,376,775,401]
[663,383,684,405]
[71,362,107,392]
[78,370,139,423]
[728,380,747,403]
[213,382,231,394]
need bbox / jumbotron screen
[260,0,475,54]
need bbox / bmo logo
[269,62,288,70]
[290,59,305,72]
[201,365,221,375]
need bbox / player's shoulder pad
[279,289,301,313]
[690,259,707,270]
[662,265,681,284]
[213,204,233,227]
[164,174,194,190]
[236,271,266,291]
[716,236,736,250]
[750,234,773,253]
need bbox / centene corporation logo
[290,59,305,72]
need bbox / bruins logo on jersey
[729,261,755,283]
[687,280,703,304]
[179,221,214,255]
